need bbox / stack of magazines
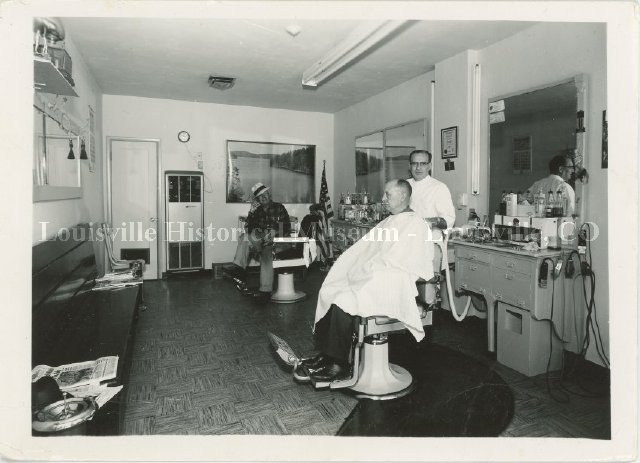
[92,270,142,291]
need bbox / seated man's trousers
[314,304,360,365]
[233,231,274,292]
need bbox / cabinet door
[492,269,532,310]
[455,258,491,296]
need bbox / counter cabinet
[451,241,582,363]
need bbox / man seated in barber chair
[223,182,290,303]
[295,179,435,389]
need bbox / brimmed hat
[251,182,270,198]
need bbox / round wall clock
[177,131,190,143]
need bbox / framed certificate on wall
[441,126,458,159]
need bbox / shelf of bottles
[337,192,387,225]
[498,189,572,219]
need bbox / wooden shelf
[34,55,78,97]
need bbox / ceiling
[62,18,535,114]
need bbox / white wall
[102,95,334,270]
[333,72,433,200]
[32,35,105,266]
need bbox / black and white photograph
[1,1,638,462]
[226,140,316,203]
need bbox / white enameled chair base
[350,340,414,400]
[271,272,306,303]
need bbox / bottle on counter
[534,189,546,217]
[517,191,523,204]
[345,192,351,205]
[524,189,532,205]
[545,191,555,218]
[362,191,368,205]
[556,189,565,217]
[468,208,481,226]
[499,190,507,215]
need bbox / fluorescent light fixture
[302,20,407,87]
[471,63,481,195]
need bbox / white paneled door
[109,139,160,280]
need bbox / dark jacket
[246,202,291,237]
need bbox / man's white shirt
[407,175,456,229]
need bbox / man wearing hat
[224,182,291,302]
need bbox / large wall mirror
[488,76,586,218]
[355,119,426,202]
[33,106,82,201]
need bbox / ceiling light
[302,20,407,87]
[208,75,236,91]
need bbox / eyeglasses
[410,162,430,167]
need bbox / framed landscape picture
[226,140,316,203]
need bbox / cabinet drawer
[455,247,492,264]
[492,269,532,310]
[492,254,533,275]
[455,258,491,295]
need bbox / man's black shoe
[300,353,331,370]
[252,290,271,303]
[293,362,332,382]
[309,362,348,382]
[223,265,246,282]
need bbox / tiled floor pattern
[122,269,610,438]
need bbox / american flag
[317,161,334,262]
[319,161,333,219]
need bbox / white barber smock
[407,176,456,229]
[314,210,434,342]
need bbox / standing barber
[406,150,455,305]
[406,150,455,233]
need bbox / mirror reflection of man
[527,154,576,216]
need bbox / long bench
[32,223,141,435]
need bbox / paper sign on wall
[489,111,506,124]
[489,100,505,113]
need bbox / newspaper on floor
[31,356,118,391]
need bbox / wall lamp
[471,63,481,195]
[302,20,407,87]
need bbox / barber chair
[238,216,317,303]
[270,236,314,303]
[312,241,445,400]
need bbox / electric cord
[182,144,214,193]
[578,224,609,367]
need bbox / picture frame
[226,140,316,203]
[441,126,458,159]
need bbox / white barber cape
[315,210,434,342]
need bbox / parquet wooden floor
[122,268,610,438]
